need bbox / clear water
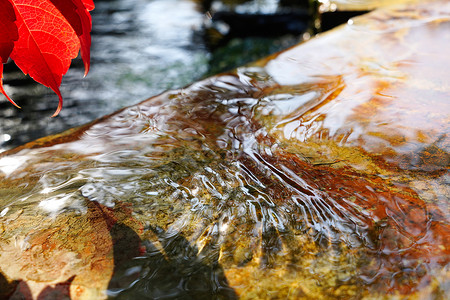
[0,1,448,299]
[0,0,209,151]
[0,0,304,151]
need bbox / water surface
[0,0,308,151]
[0,0,209,150]
[0,1,448,299]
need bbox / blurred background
[0,0,370,151]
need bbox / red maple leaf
[0,0,94,116]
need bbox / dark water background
[0,0,311,151]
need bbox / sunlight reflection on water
[0,1,448,299]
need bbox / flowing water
[0,0,305,151]
[0,0,209,150]
[0,0,449,299]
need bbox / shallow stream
[0,0,448,299]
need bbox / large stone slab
[0,1,449,299]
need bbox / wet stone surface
[0,1,449,299]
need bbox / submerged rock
[0,1,449,299]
